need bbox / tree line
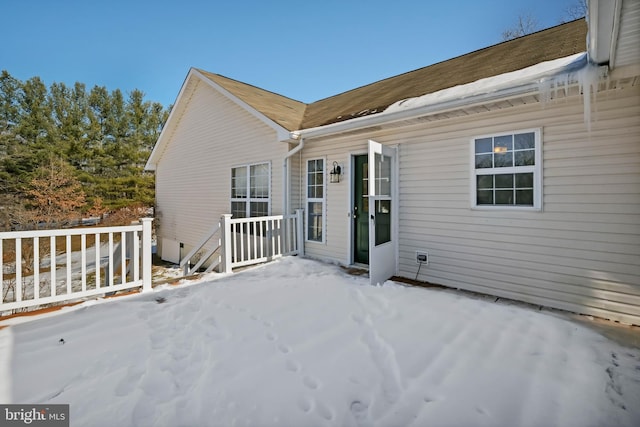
[0,70,169,230]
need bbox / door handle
[370,215,375,221]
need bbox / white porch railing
[1,210,301,313]
[0,218,153,313]
[180,210,304,276]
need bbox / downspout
[282,132,305,215]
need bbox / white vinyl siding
[299,81,640,325]
[397,85,640,325]
[296,148,360,263]
[154,79,285,263]
[306,158,325,242]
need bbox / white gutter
[282,136,305,215]
[294,81,547,139]
[587,0,623,68]
[587,0,620,66]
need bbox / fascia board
[145,68,197,171]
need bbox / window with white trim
[231,162,270,218]
[306,158,325,242]
[472,129,542,209]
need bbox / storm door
[367,140,397,285]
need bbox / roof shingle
[301,19,587,129]
[197,19,587,132]
[197,70,307,131]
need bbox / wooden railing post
[141,218,153,292]
[295,209,305,256]
[220,214,233,273]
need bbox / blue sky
[1,0,583,107]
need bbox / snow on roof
[384,52,588,114]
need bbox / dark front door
[353,155,369,264]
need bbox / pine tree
[0,70,169,228]
[0,70,20,131]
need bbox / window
[231,163,270,218]
[471,129,542,209]
[373,152,392,245]
[306,159,325,242]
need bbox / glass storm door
[368,140,396,286]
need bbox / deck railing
[0,218,153,313]
[180,210,304,275]
[229,212,302,268]
[2,210,302,313]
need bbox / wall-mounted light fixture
[329,161,342,183]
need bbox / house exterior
[146,0,640,325]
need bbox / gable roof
[192,19,586,134]
[148,18,589,169]
[146,67,301,170]
[196,70,307,131]
[301,19,587,129]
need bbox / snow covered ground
[1,257,639,427]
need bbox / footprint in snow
[115,364,145,396]
[266,332,278,342]
[285,359,301,373]
[297,395,314,413]
[278,344,291,354]
[303,375,320,390]
[350,400,372,427]
[315,400,334,421]
[475,406,489,415]
[351,313,366,324]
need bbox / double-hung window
[472,129,542,209]
[231,162,270,218]
[306,159,325,242]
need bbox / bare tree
[501,12,540,41]
[501,0,587,42]
[561,0,588,22]
[101,203,149,226]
